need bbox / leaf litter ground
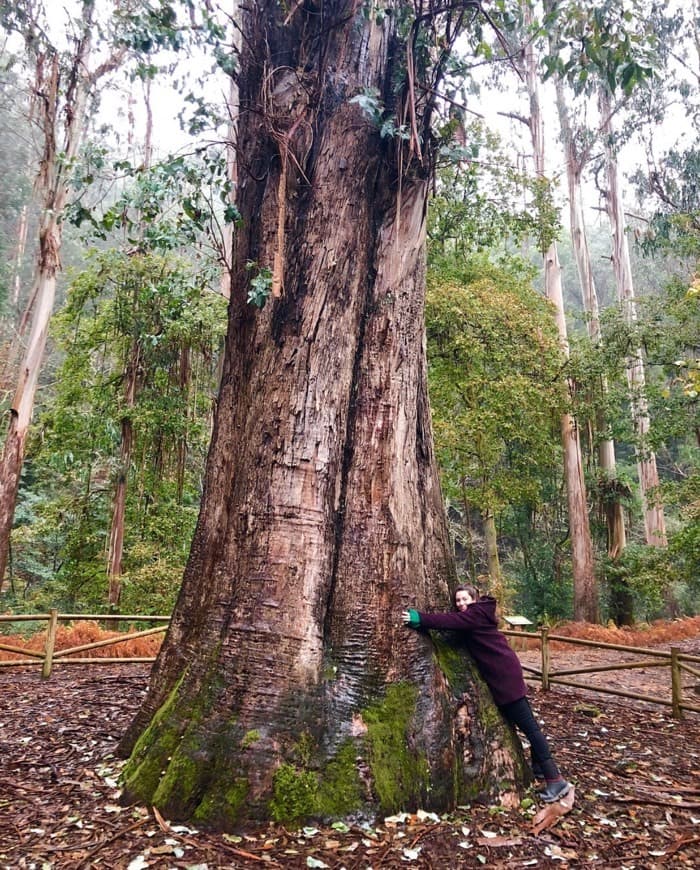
[0,622,698,869]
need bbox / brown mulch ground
[0,622,699,869]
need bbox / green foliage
[428,123,561,257]
[633,148,700,258]
[0,59,33,314]
[600,544,667,620]
[5,249,226,610]
[537,0,658,96]
[245,262,273,309]
[426,256,565,516]
[66,149,237,256]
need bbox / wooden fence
[0,610,169,678]
[1,612,699,718]
[503,627,700,719]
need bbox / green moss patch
[269,762,320,824]
[363,683,428,813]
[317,740,363,817]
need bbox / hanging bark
[599,87,667,548]
[521,2,597,623]
[11,205,29,312]
[553,76,627,564]
[119,2,526,829]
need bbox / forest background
[0,0,698,628]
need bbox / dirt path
[516,633,700,714]
[0,655,699,869]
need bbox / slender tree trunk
[176,346,190,504]
[105,72,156,606]
[599,87,667,548]
[106,342,139,607]
[0,8,98,587]
[0,213,61,586]
[119,2,526,828]
[553,77,627,563]
[11,205,29,311]
[483,509,504,606]
[522,3,597,622]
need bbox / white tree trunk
[599,87,667,547]
[523,2,597,621]
[554,77,626,559]
[0,11,95,586]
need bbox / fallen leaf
[532,785,576,835]
[384,812,410,824]
[476,836,523,847]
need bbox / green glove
[405,609,421,628]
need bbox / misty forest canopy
[0,0,697,828]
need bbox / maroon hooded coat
[416,596,527,706]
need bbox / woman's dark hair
[452,584,479,608]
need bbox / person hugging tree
[402,583,571,803]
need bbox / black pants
[499,696,561,781]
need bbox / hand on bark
[401,610,411,625]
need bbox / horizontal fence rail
[0,609,170,678]
[503,627,700,719]
[1,612,698,718]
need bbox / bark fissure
[120,2,524,827]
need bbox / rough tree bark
[599,87,667,549]
[521,2,598,622]
[119,2,526,829]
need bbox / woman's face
[455,590,475,612]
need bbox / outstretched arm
[403,609,482,631]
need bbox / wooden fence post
[42,609,58,679]
[671,646,682,719]
[541,627,550,691]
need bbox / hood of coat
[473,595,498,624]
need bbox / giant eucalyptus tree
[119,0,529,828]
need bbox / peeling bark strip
[120,2,525,828]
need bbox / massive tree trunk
[119,3,525,829]
[521,2,597,622]
[599,88,667,548]
[553,77,627,565]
